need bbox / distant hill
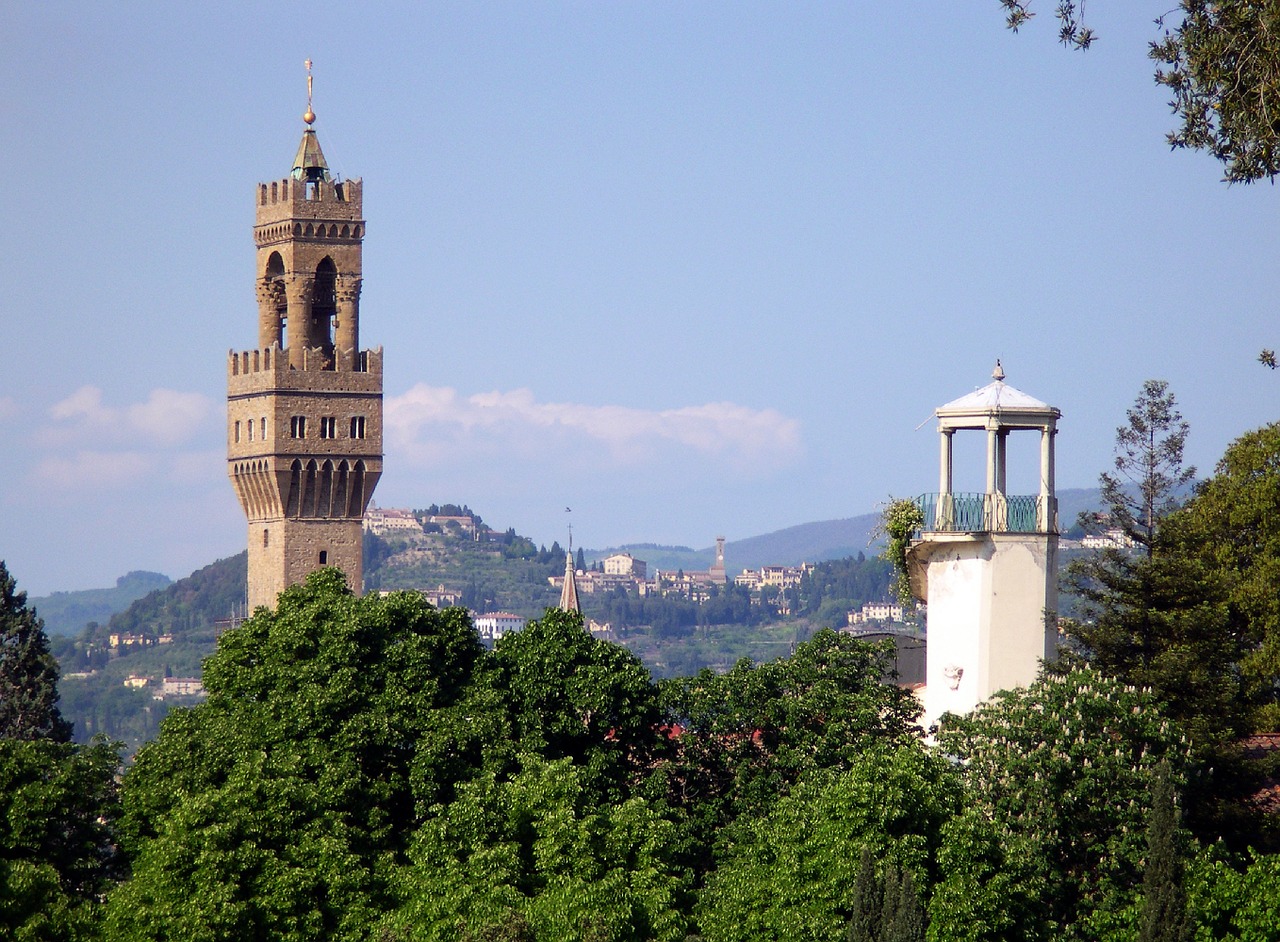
[588,491,1107,576]
[32,571,173,636]
[590,514,884,576]
[102,553,248,643]
[716,514,884,572]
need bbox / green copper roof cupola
[291,59,331,183]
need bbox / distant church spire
[559,551,580,613]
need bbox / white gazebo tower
[907,362,1061,731]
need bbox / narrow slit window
[234,421,241,443]
[261,417,267,439]
[318,551,328,565]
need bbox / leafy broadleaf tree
[108,570,508,941]
[696,745,958,942]
[998,2,1280,182]
[657,631,923,869]
[1163,422,1280,730]
[0,560,72,742]
[491,607,665,805]
[931,669,1191,942]
[388,755,690,942]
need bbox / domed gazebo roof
[935,361,1059,431]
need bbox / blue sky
[2,4,1277,595]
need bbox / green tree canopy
[491,608,665,804]
[931,669,1192,942]
[388,755,690,942]
[1163,422,1280,729]
[695,745,958,942]
[657,631,922,866]
[0,560,72,742]
[109,570,507,941]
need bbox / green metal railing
[915,493,1054,534]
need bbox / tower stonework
[227,112,382,611]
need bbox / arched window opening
[318,460,334,517]
[334,461,349,514]
[319,550,328,565]
[349,460,365,517]
[263,528,270,548]
[286,459,302,517]
[302,460,319,517]
[311,257,337,358]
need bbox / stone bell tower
[907,362,1060,731]
[227,72,383,610]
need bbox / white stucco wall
[920,532,1056,730]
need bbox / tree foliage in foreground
[1165,422,1280,730]
[1,560,73,742]
[657,631,923,866]
[20,547,1274,940]
[0,560,121,941]
[109,570,505,940]
[1000,1,1280,183]
[1063,382,1248,764]
[696,745,955,942]
[932,669,1191,942]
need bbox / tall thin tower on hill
[227,66,383,610]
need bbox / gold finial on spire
[303,59,316,125]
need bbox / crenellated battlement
[257,176,362,210]
[228,344,382,392]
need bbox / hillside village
[364,504,906,640]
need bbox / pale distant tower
[227,75,382,610]
[709,536,727,584]
[907,363,1059,731]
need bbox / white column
[939,428,953,496]
[985,425,999,495]
[996,429,1009,495]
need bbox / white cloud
[127,389,215,445]
[22,386,220,498]
[34,450,152,490]
[48,386,214,446]
[386,384,802,470]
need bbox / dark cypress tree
[879,863,901,942]
[576,547,586,572]
[848,846,879,942]
[1139,764,1192,942]
[886,869,925,942]
[0,561,72,742]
